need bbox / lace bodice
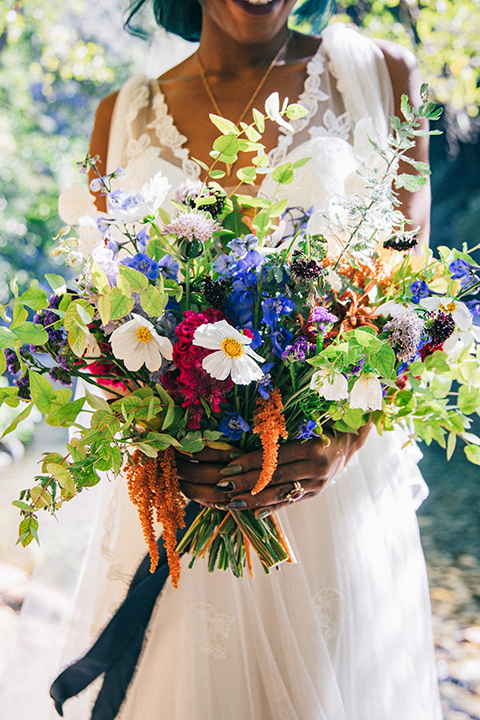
[107,22,394,211]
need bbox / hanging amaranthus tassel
[125,447,186,588]
[252,387,288,495]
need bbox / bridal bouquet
[2,88,480,585]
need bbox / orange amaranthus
[252,387,288,495]
[125,447,186,588]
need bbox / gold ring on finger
[285,481,306,503]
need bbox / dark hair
[125,0,335,42]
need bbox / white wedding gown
[52,23,442,720]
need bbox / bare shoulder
[89,90,119,210]
[373,39,422,105]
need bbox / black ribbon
[50,501,202,719]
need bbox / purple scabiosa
[410,280,430,304]
[383,312,424,363]
[218,412,251,441]
[175,179,203,204]
[383,235,418,252]
[202,277,232,310]
[290,251,323,280]
[164,209,219,243]
[262,295,295,328]
[426,311,456,345]
[122,252,159,281]
[295,419,318,440]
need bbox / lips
[231,0,282,15]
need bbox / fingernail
[227,498,247,510]
[256,509,270,520]
[220,464,243,477]
[229,449,243,459]
[215,503,227,511]
[216,480,235,491]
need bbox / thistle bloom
[192,319,264,385]
[310,368,349,401]
[110,314,173,372]
[350,374,383,411]
[164,209,218,243]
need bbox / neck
[198,18,292,75]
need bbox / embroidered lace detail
[190,602,234,660]
[313,588,341,639]
[126,84,150,128]
[268,47,329,169]
[309,108,351,141]
[126,133,160,161]
[147,92,201,179]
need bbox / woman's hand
[175,424,371,515]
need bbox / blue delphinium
[219,412,251,441]
[410,280,430,304]
[157,254,179,280]
[270,326,293,357]
[257,362,275,399]
[296,420,318,440]
[262,295,295,327]
[122,252,159,281]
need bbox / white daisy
[110,314,173,372]
[350,374,383,411]
[192,320,264,385]
[310,368,349,401]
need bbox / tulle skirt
[51,427,442,720]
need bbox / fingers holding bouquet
[176,425,371,513]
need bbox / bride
[51,0,443,718]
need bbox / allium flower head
[110,314,173,372]
[383,312,424,363]
[193,319,264,385]
[310,368,349,401]
[164,209,218,243]
[350,374,383,411]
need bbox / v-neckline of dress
[147,39,328,181]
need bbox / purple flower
[257,362,275,399]
[282,336,312,364]
[219,412,251,441]
[122,252,159,281]
[310,307,338,335]
[410,280,430,304]
[295,420,318,440]
[157,254,179,281]
[49,367,72,386]
[212,254,233,278]
[449,259,475,279]
[4,349,20,375]
[270,327,293,357]
[237,249,266,274]
[227,233,258,257]
[136,226,150,251]
[262,295,295,327]
[243,322,263,350]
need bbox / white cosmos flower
[420,296,473,331]
[193,319,264,385]
[264,92,294,132]
[110,314,173,372]
[350,374,383,411]
[310,368,349,401]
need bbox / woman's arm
[88,91,119,212]
[375,40,431,248]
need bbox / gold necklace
[197,32,292,177]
